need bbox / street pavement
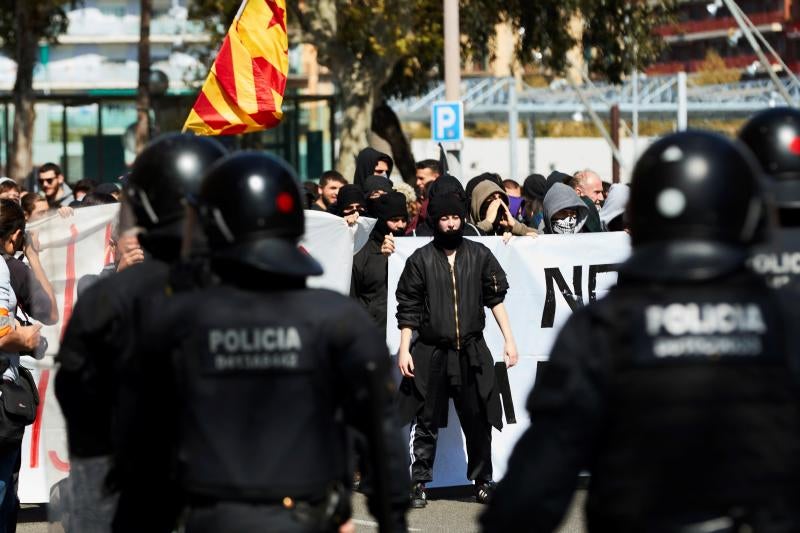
[351,489,587,532]
[18,490,588,532]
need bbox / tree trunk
[371,101,416,185]
[9,4,37,183]
[135,0,152,154]
[334,74,377,182]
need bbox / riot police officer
[739,107,800,290]
[54,133,228,533]
[118,152,409,532]
[480,131,800,532]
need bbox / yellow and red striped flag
[183,0,288,135]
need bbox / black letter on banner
[588,263,620,303]
[540,266,583,328]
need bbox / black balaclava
[428,192,467,250]
[330,184,365,217]
[363,175,393,217]
[424,174,467,232]
[372,191,408,237]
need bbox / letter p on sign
[431,102,464,143]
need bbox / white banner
[19,203,120,503]
[387,233,631,486]
[19,207,633,498]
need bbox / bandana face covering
[552,214,577,234]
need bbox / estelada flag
[183,0,288,135]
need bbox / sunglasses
[38,177,56,185]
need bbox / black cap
[126,133,227,234]
[629,130,765,248]
[372,191,408,221]
[428,192,467,221]
[738,107,800,208]
[330,184,365,217]
[197,151,322,277]
[363,175,393,195]
[523,173,547,200]
[545,171,572,191]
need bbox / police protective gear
[57,135,229,533]
[739,106,800,209]
[124,133,227,235]
[740,108,800,290]
[481,128,800,533]
[629,130,764,248]
[196,151,322,277]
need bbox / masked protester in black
[54,134,228,533]
[411,175,480,237]
[481,131,800,533]
[740,107,800,292]
[396,192,520,508]
[353,147,393,191]
[351,191,408,331]
[330,184,366,218]
[120,152,409,533]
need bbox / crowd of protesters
[0,162,142,533]
[301,146,632,509]
[303,149,629,239]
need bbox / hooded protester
[541,182,589,234]
[465,173,503,206]
[330,184,366,226]
[522,174,546,229]
[599,183,630,231]
[353,147,393,191]
[351,191,408,331]
[411,175,481,237]
[470,180,535,236]
[396,190,520,508]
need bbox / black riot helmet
[125,133,228,235]
[628,130,765,248]
[196,151,322,277]
[738,107,800,209]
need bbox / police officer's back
[54,134,227,533]
[740,107,800,290]
[480,131,800,533]
[123,153,409,533]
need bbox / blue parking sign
[431,101,464,143]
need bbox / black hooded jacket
[353,148,393,191]
[351,228,390,331]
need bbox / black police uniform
[481,131,800,533]
[118,152,409,533]
[54,134,227,533]
[740,107,800,291]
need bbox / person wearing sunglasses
[37,163,74,208]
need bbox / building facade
[650,0,799,74]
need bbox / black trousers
[410,357,493,485]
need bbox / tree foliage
[188,0,676,180]
[0,0,76,54]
